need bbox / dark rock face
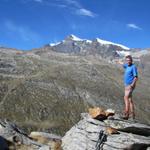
[62,113,150,150]
[0,136,8,150]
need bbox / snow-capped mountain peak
[48,35,130,52]
[95,38,129,50]
[66,34,83,41]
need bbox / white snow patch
[116,50,131,57]
[68,34,92,43]
[95,38,130,50]
[84,40,92,43]
[69,34,83,41]
[49,42,60,46]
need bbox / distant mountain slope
[0,37,150,135]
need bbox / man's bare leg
[123,95,130,119]
[129,97,135,119]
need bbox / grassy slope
[0,52,149,135]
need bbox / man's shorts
[125,85,135,98]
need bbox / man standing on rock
[122,55,138,120]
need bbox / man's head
[125,55,133,66]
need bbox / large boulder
[0,119,50,149]
[62,113,150,150]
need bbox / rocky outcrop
[62,113,150,150]
[0,119,62,150]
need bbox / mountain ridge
[48,34,129,50]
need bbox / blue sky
[0,0,150,50]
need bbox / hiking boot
[130,112,135,119]
[121,112,129,120]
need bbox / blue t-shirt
[123,64,138,86]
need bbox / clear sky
[0,0,150,50]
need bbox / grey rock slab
[0,119,50,149]
[62,113,150,150]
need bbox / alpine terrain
[0,35,150,136]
